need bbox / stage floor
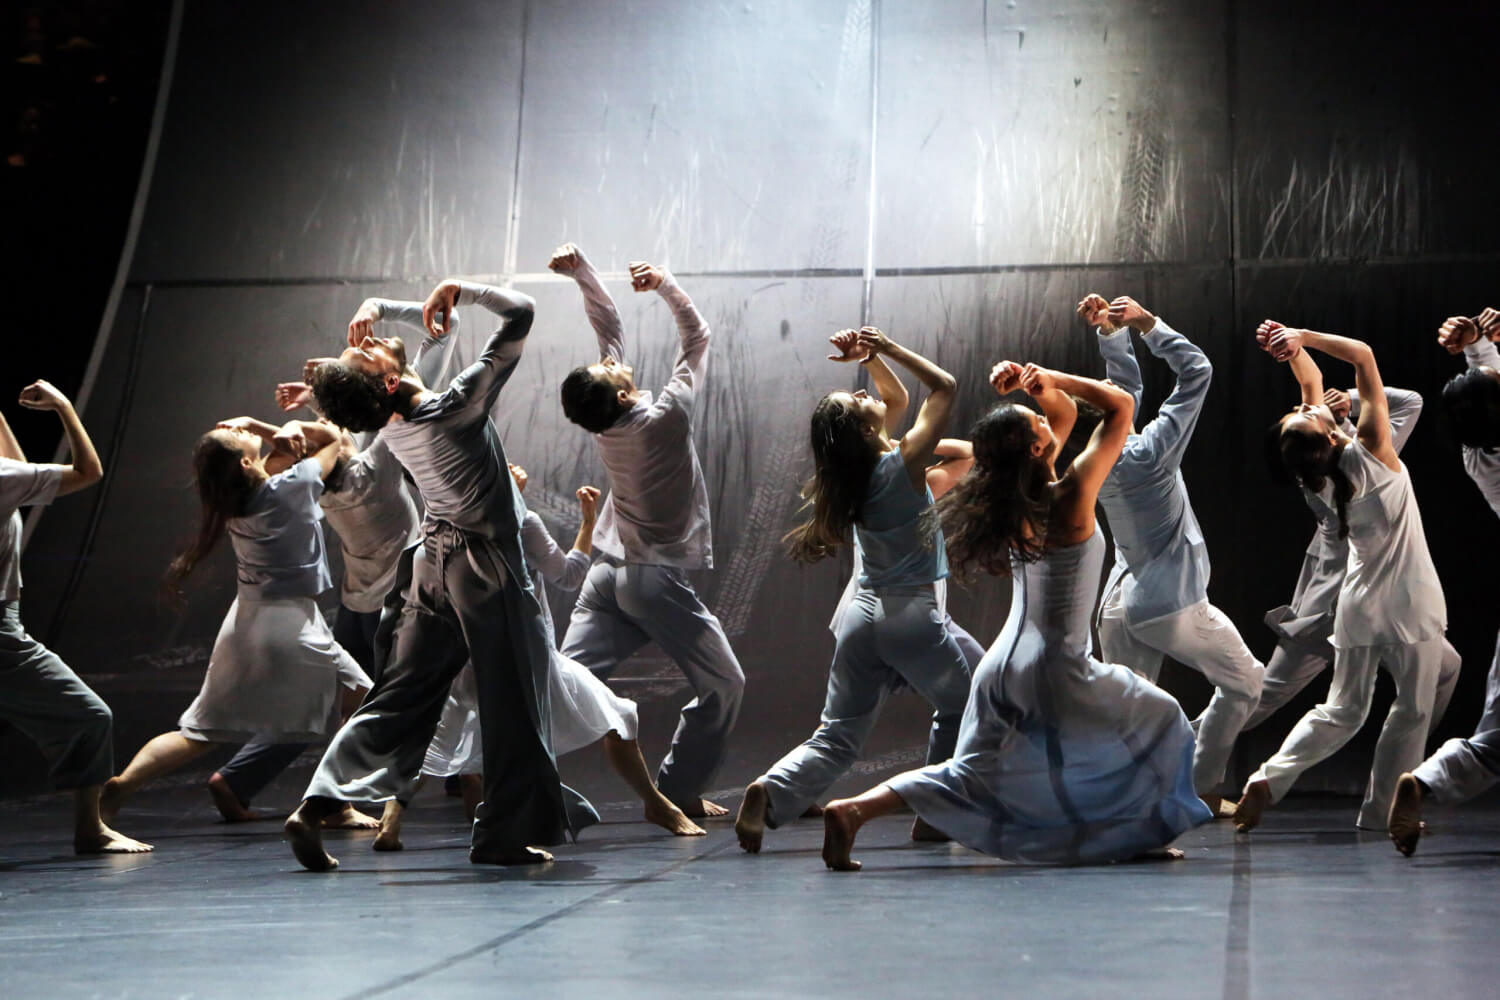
[2,762,1498,1000]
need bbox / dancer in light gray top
[1247,386,1460,741]
[0,380,151,854]
[286,277,588,871]
[734,327,973,853]
[1238,321,1447,833]
[553,242,744,817]
[1080,293,1264,812]
[1390,309,1500,854]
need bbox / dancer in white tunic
[734,327,974,853]
[554,244,745,817]
[373,464,705,849]
[1389,309,1500,854]
[1246,386,1459,734]
[1237,321,1447,832]
[101,417,372,825]
[822,360,1211,870]
[1079,293,1264,812]
[0,380,150,854]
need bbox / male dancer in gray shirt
[552,243,744,818]
[285,278,585,869]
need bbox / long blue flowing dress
[886,530,1211,863]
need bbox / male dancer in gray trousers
[553,243,744,818]
[285,277,591,870]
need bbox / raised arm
[1034,369,1134,535]
[856,328,955,487]
[1080,293,1143,413]
[828,328,909,432]
[1272,326,1394,467]
[347,296,459,388]
[421,279,536,412]
[17,381,102,497]
[0,411,25,462]
[631,261,710,407]
[1115,301,1210,472]
[550,243,625,363]
[266,420,344,479]
[925,439,974,500]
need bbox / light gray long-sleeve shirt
[319,434,421,613]
[568,258,713,569]
[1095,318,1213,625]
[520,509,590,642]
[1461,338,1500,518]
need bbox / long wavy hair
[163,431,259,601]
[928,403,1052,579]
[1266,415,1352,538]
[784,393,881,563]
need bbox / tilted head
[1268,403,1341,489]
[1442,366,1500,450]
[1267,402,1352,537]
[932,402,1053,578]
[561,357,637,433]
[781,391,886,563]
[163,430,265,598]
[311,359,398,433]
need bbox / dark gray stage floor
[2,763,1498,1000]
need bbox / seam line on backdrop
[22,0,185,554]
[501,0,530,280]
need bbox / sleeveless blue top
[855,448,947,587]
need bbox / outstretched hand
[1323,387,1352,422]
[1266,326,1304,362]
[1019,363,1056,397]
[1255,319,1286,354]
[826,328,869,363]
[854,326,892,356]
[16,379,69,412]
[628,261,665,293]
[577,485,601,522]
[1076,293,1118,333]
[422,280,462,338]
[347,301,380,348]
[1107,296,1155,333]
[548,243,584,274]
[1438,315,1479,355]
[990,360,1023,395]
[276,382,313,413]
[1477,307,1500,341]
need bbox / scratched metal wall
[11,0,1500,799]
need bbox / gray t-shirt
[0,457,65,600]
[228,458,333,599]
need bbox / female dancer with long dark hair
[100,418,371,823]
[1236,321,1447,832]
[734,326,974,852]
[821,357,1211,870]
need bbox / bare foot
[682,798,729,818]
[1234,779,1272,834]
[469,845,553,865]
[734,781,769,853]
[822,800,863,872]
[644,795,706,836]
[75,824,154,855]
[322,805,381,830]
[98,777,125,823]
[208,772,257,823]
[285,806,339,871]
[801,803,825,818]
[911,815,949,842]
[1388,772,1424,857]
[372,825,403,852]
[1215,797,1239,820]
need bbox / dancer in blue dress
[822,358,1212,869]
